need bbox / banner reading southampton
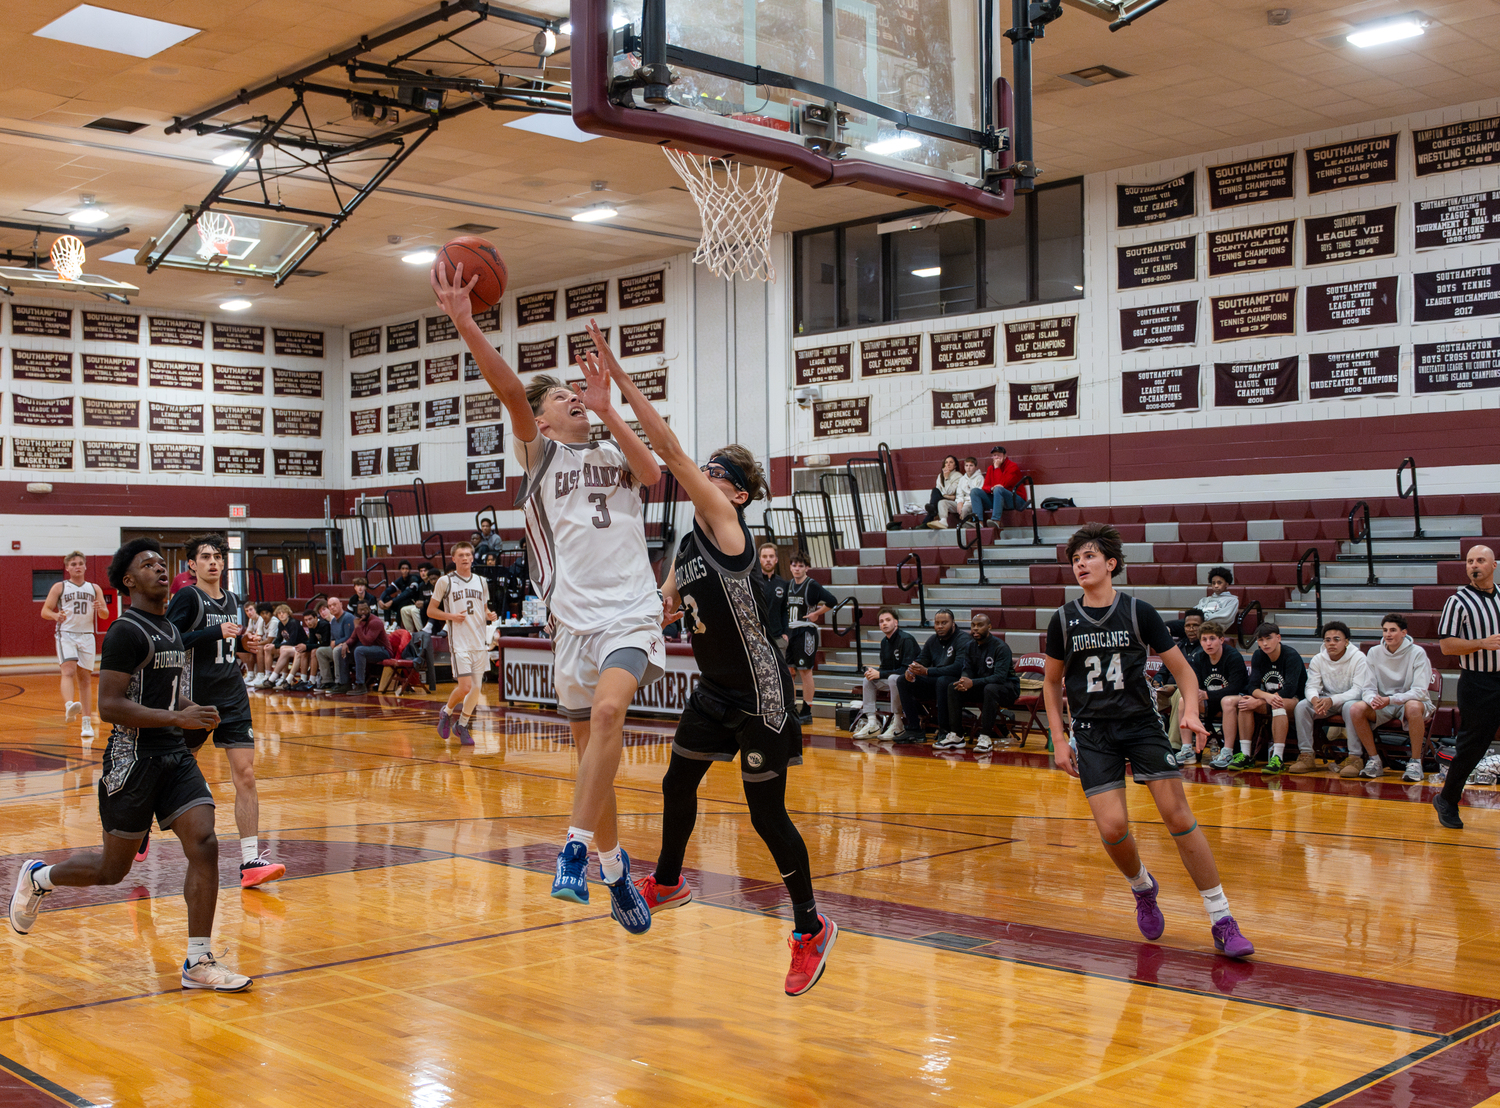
[1214,357,1299,407]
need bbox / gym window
[793,178,1084,336]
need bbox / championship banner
[501,637,701,716]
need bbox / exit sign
[228,504,249,520]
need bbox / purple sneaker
[437,707,452,740]
[453,720,473,746]
[1132,874,1165,940]
[1212,915,1255,959]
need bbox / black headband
[709,454,749,492]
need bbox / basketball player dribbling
[41,551,107,740]
[1043,523,1254,958]
[429,540,495,746]
[433,261,662,933]
[575,325,836,994]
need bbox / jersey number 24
[1085,653,1124,692]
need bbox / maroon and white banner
[501,637,700,716]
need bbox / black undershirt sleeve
[99,619,148,675]
[1045,610,1066,660]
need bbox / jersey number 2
[1085,653,1124,692]
[587,493,612,530]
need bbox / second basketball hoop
[195,211,236,259]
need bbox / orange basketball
[434,236,508,313]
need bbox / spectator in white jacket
[1347,613,1435,783]
[953,457,982,521]
[924,455,964,530]
[1290,621,1371,775]
[1195,566,1240,631]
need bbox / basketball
[434,235,507,312]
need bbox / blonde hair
[64,551,85,564]
[274,604,293,621]
[525,374,568,415]
[1199,621,1227,638]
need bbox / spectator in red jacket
[968,445,1029,522]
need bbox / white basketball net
[195,211,236,259]
[50,235,86,281]
[663,149,784,282]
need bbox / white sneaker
[80,717,94,739]
[1359,756,1384,779]
[272,675,286,688]
[934,732,966,751]
[254,675,270,689]
[8,861,49,934]
[64,702,81,724]
[1402,761,1424,783]
[879,716,903,740]
[1209,746,1234,769]
[973,735,994,754]
[181,953,252,992]
[851,716,881,738]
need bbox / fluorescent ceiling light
[911,267,942,277]
[572,204,619,223]
[504,113,600,143]
[1347,17,1425,48]
[866,134,921,156]
[611,11,630,29]
[220,299,252,311]
[99,249,137,264]
[69,205,110,225]
[559,21,573,35]
[1074,284,1085,291]
[213,148,249,168]
[33,4,200,59]
[402,250,437,265]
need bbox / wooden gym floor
[1,673,1498,1108]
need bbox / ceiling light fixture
[559,20,573,35]
[572,203,619,223]
[866,134,922,156]
[213,148,249,168]
[220,299,252,311]
[911,267,942,277]
[611,11,630,29]
[33,4,200,58]
[69,197,110,225]
[1347,15,1426,48]
[401,249,437,265]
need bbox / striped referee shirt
[1439,584,1500,673]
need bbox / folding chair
[379,629,426,694]
[1011,654,1048,747]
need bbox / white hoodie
[1362,636,1434,708]
[1305,644,1372,707]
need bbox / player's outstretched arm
[432,261,538,443]
[581,321,740,547]
[573,346,660,489]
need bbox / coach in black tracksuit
[940,613,1019,748]
[895,608,965,741]
[1435,545,1500,829]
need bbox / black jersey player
[575,330,836,995]
[1042,523,1253,958]
[9,538,252,991]
[168,535,284,889]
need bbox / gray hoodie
[1305,644,1372,707]
[1362,635,1433,708]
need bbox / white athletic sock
[1239,739,1252,756]
[598,844,624,883]
[459,712,473,726]
[1200,884,1231,923]
[240,836,258,864]
[566,826,594,848]
[1272,742,1285,758]
[186,936,212,964]
[1127,863,1153,893]
[32,865,55,890]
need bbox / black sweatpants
[898,674,953,733]
[945,682,1018,735]
[1440,670,1500,806]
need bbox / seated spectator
[294,609,331,689]
[923,455,963,530]
[853,606,920,739]
[1214,621,1305,773]
[1156,609,1206,721]
[318,597,354,693]
[378,561,416,619]
[476,517,504,558]
[1195,567,1240,632]
[400,564,438,633]
[252,604,283,687]
[934,613,1018,754]
[954,457,982,521]
[969,445,1028,523]
[349,577,371,609]
[1293,621,1371,776]
[1171,609,1205,657]
[239,601,265,683]
[895,608,963,743]
[349,599,392,691]
[785,551,839,723]
[1179,621,1246,765]
[1346,613,1435,782]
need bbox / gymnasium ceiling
[0,0,1495,326]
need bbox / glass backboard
[138,208,324,284]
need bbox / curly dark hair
[1063,522,1125,577]
[108,537,162,592]
[184,533,227,563]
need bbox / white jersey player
[41,551,108,739]
[434,261,662,934]
[429,542,495,746]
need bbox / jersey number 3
[1085,653,1124,692]
[587,493,612,530]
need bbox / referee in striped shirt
[1435,545,1500,829]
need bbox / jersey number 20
[1085,653,1124,692]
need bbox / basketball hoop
[663,149,784,282]
[49,235,86,281]
[195,211,236,259]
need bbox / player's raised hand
[431,260,478,324]
[575,350,615,419]
[585,320,626,381]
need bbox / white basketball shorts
[57,630,96,669]
[452,647,491,681]
[551,612,666,721]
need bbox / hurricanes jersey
[167,585,252,725]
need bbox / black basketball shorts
[672,685,804,782]
[98,747,215,838]
[1070,714,1181,798]
[183,718,255,751]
